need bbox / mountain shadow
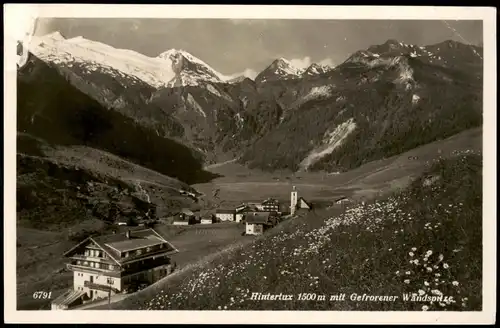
[17,53,220,184]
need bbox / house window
[124,252,129,258]
[90,262,95,268]
[77,260,82,265]
[107,278,114,285]
[109,265,114,270]
[146,247,152,252]
[84,261,89,266]
[95,263,100,269]
[85,250,90,256]
[136,249,142,256]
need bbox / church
[290,186,312,215]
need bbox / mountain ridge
[24,35,483,173]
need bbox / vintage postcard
[4,4,496,324]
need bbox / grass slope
[112,151,482,311]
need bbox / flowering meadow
[118,152,482,311]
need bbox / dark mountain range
[25,35,483,174]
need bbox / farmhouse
[215,209,236,222]
[245,212,276,236]
[52,229,178,310]
[173,208,197,225]
[200,213,215,224]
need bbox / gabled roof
[179,208,195,216]
[216,209,236,214]
[262,198,279,205]
[298,197,312,208]
[245,212,274,224]
[63,229,178,265]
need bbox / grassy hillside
[112,151,482,311]
[17,53,217,185]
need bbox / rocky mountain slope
[26,34,483,173]
[240,40,483,172]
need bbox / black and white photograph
[4,4,496,325]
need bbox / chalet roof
[334,196,349,202]
[216,209,236,214]
[262,198,279,205]
[179,208,194,216]
[63,229,178,265]
[106,237,164,253]
[245,212,272,224]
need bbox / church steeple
[290,186,298,215]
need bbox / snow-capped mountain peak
[156,48,229,87]
[270,57,302,75]
[28,33,229,88]
[302,63,333,76]
[254,57,304,83]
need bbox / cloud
[289,56,312,69]
[289,56,335,69]
[318,58,335,67]
[226,68,258,80]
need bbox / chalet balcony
[66,264,123,278]
[84,281,120,294]
[121,256,172,276]
[69,254,114,263]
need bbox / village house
[172,208,197,225]
[200,213,215,224]
[51,229,178,310]
[335,196,351,205]
[260,198,280,212]
[245,212,278,235]
[215,209,236,222]
[235,204,255,223]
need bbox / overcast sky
[35,18,483,78]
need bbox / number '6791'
[33,291,52,299]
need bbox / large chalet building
[52,229,178,310]
[259,198,280,212]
